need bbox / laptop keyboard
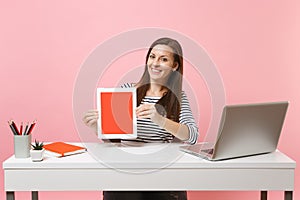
[201,148,214,155]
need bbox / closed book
[44,142,86,157]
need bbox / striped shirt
[122,83,199,144]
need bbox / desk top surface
[3,143,296,169]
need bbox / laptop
[180,101,289,161]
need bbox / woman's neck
[147,83,167,97]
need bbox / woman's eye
[149,55,155,59]
[162,58,168,62]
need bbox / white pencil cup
[14,134,31,158]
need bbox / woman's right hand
[82,109,98,132]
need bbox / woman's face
[147,44,178,84]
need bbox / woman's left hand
[136,104,161,122]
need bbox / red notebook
[43,142,86,157]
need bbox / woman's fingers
[137,110,151,118]
[136,104,156,119]
[83,110,98,127]
[84,115,98,126]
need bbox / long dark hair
[136,37,183,122]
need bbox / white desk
[3,143,296,200]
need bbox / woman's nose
[152,58,160,66]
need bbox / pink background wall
[0,1,299,199]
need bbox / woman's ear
[173,62,179,72]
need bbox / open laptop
[180,101,289,161]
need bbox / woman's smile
[150,67,162,74]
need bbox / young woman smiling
[83,37,199,200]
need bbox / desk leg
[261,191,267,200]
[32,191,38,200]
[6,191,15,200]
[285,191,293,200]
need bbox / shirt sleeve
[179,91,199,144]
[120,83,134,88]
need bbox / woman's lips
[150,67,162,74]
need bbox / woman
[83,37,199,200]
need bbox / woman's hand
[136,104,162,123]
[82,109,98,132]
[136,104,189,141]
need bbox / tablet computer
[96,88,137,139]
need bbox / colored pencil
[24,122,29,135]
[11,120,20,135]
[20,122,23,135]
[8,121,18,135]
[27,120,37,135]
